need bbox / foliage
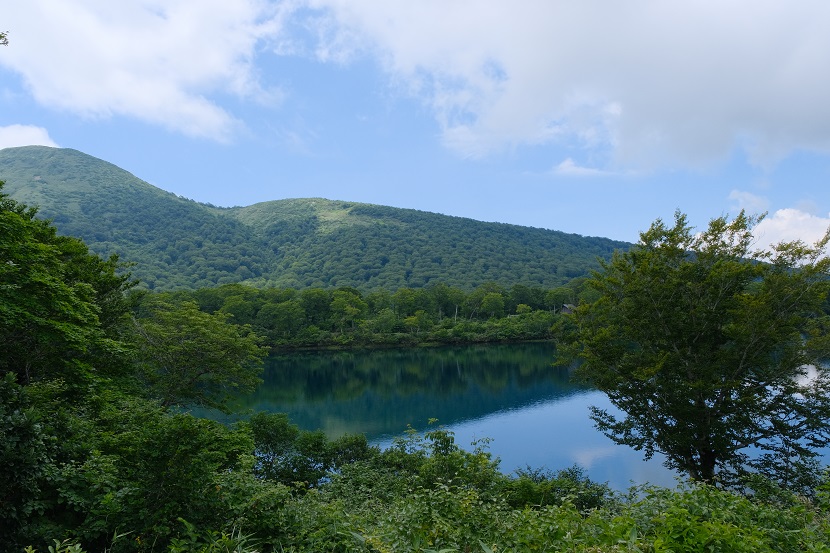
[132,299,268,412]
[168,519,260,553]
[103,407,255,543]
[247,412,376,489]
[502,465,612,511]
[157,282,562,350]
[6,169,830,551]
[382,423,502,492]
[23,395,262,551]
[0,374,49,547]
[0,146,628,292]
[558,210,830,487]
[0,182,134,385]
[317,467,830,553]
[24,539,87,553]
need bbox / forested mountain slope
[0,146,629,290]
[0,146,271,289]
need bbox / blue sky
[2,1,830,245]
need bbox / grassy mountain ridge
[0,146,629,290]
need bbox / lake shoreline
[222,342,683,488]
[268,337,555,354]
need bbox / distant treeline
[148,280,596,348]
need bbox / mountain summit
[1,146,627,290]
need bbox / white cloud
[728,190,770,214]
[1,1,288,141]
[0,125,59,149]
[753,208,830,251]
[552,158,610,177]
[303,1,830,168]
[571,445,619,470]
[7,1,830,172]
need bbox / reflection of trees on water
[233,343,590,440]
[258,344,573,399]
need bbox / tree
[300,288,331,326]
[391,287,419,317]
[545,286,576,312]
[465,282,505,320]
[133,299,267,412]
[480,292,505,319]
[0,183,133,385]
[426,283,465,321]
[329,289,368,333]
[366,289,392,313]
[507,284,545,313]
[247,412,374,488]
[0,31,8,46]
[403,309,433,335]
[559,211,830,488]
[0,374,48,548]
[98,404,255,546]
[255,299,306,340]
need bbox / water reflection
[442,391,679,490]
[229,342,680,488]
[235,343,584,438]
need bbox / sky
[2,1,830,245]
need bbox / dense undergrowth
[16,407,830,552]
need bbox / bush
[502,465,613,511]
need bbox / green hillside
[0,146,629,290]
[0,146,273,289]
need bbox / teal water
[232,342,680,489]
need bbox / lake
[229,342,681,490]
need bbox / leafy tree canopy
[132,299,268,412]
[0,182,134,385]
[558,210,830,489]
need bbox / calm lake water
[230,342,681,490]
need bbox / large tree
[0,182,134,385]
[559,211,830,488]
[133,299,267,411]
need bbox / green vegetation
[0,146,629,291]
[154,281,584,349]
[0,180,136,386]
[133,299,267,411]
[0,181,267,549]
[5,182,830,552]
[0,146,271,290]
[558,211,830,491]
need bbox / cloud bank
[5,1,830,169]
[305,0,830,169]
[754,209,830,252]
[0,125,59,149]
[1,0,285,141]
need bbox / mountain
[0,146,629,291]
